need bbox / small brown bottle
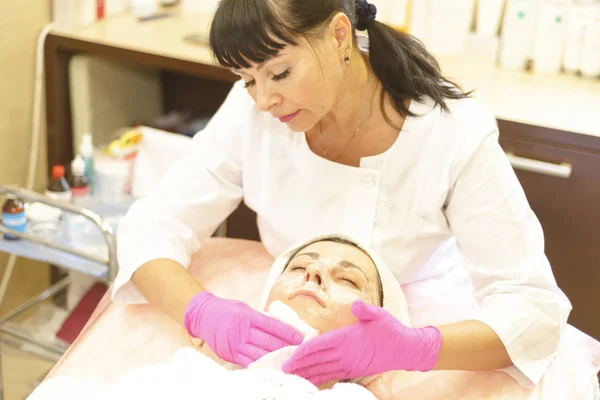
[2,195,27,240]
[45,165,72,203]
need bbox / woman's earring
[344,44,353,65]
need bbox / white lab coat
[113,80,572,388]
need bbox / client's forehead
[294,241,378,279]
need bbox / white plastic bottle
[499,0,540,70]
[532,0,569,75]
[386,0,409,30]
[70,155,91,206]
[477,0,506,37]
[80,133,96,196]
[67,155,91,247]
[409,0,430,44]
[369,0,409,30]
[563,0,595,73]
[129,0,158,18]
[581,4,600,78]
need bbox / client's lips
[289,288,326,308]
[278,110,300,123]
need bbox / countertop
[53,10,600,138]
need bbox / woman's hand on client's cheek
[282,300,443,386]
[184,291,305,367]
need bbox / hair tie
[355,0,377,31]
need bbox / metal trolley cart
[0,184,119,399]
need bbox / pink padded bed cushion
[45,238,599,399]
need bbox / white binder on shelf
[409,0,476,55]
[499,0,540,70]
[531,0,569,75]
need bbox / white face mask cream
[264,240,382,336]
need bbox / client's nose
[304,265,323,287]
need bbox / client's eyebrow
[338,260,369,282]
[296,252,319,260]
[294,252,369,281]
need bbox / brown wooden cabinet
[498,120,600,340]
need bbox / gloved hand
[282,299,442,386]
[184,291,304,367]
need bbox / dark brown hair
[210,0,471,127]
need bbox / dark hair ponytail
[364,18,471,125]
[210,0,471,126]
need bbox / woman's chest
[242,140,455,268]
[304,122,403,168]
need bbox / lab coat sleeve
[112,81,250,304]
[445,125,572,387]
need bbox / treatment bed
[41,238,600,399]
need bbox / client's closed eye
[290,265,306,272]
[339,276,358,288]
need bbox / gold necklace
[318,83,378,162]
[318,116,370,162]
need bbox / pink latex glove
[184,291,304,367]
[282,299,442,385]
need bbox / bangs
[210,0,298,70]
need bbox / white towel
[29,348,377,400]
[249,301,319,370]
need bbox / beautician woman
[114,0,571,388]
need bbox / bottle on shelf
[477,0,506,37]
[499,0,539,70]
[80,133,96,196]
[45,165,72,217]
[581,4,600,78]
[67,155,94,246]
[531,0,569,75]
[2,195,27,240]
[563,0,596,74]
[70,155,91,206]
